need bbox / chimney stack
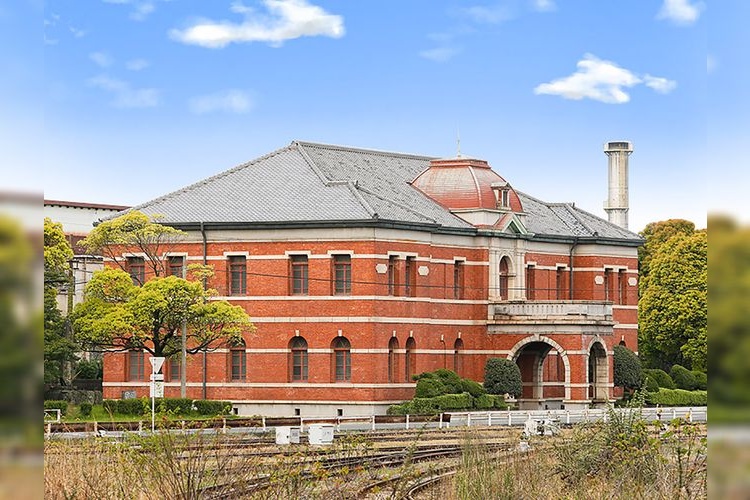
[603,141,633,230]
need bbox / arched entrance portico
[508,336,570,410]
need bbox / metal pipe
[568,237,578,300]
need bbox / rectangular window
[387,256,398,296]
[333,255,352,295]
[335,351,351,381]
[127,257,145,285]
[231,348,246,381]
[228,256,247,296]
[168,356,181,382]
[168,256,184,277]
[618,269,627,305]
[128,350,144,381]
[604,268,614,301]
[525,265,535,300]
[292,350,308,381]
[404,256,416,297]
[453,261,464,299]
[556,266,567,300]
[290,255,309,295]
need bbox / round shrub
[670,365,698,390]
[613,345,642,390]
[484,358,522,398]
[642,368,676,389]
[79,402,93,417]
[692,371,707,391]
[643,375,660,393]
[415,377,448,398]
[44,400,68,416]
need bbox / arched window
[388,337,399,383]
[453,338,464,376]
[229,341,246,381]
[332,337,351,382]
[405,337,416,381]
[289,337,308,382]
[498,257,510,300]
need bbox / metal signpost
[149,357,165,433]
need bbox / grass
[52,403,238,423]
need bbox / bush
[432,369,464,393]
[670,365,698,390]
[193,400,232,416]
[460,379,486,397]
[404,398,439,415]
[76,359,103,379]
[642,368,676,389]
[44,400,68,416]
[415,377,448,398]
[645,389,707,406]
[156,398,194,415]
[387,404,408,416]
[484,358,522,398]
[433,392,473,411]
[473,393,507,410]
[613,345,642,390]
[102,398,147,416]
[79,402,93,417]
[644,376,660,393]
[692,371,707,391]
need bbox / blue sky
[6,0,736,231]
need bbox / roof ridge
[293,140,437,161]
[568,203,643,238]
[562,204,596,235]
[127,143,296,215]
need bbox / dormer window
[491,181,510,209]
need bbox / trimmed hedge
[460,379,486,397]
[433,392,473,411]
[692,371,707,391]
[644,376,660,393]
[156,398,193,415]
[44,400,68,416]
[79,402,93,417]
[103,398,147,416]
[415,377,448,398]
[643,369,676,389]
[670,365,698,391]
[474,394,508,410]
[193,400,232,416]
[645,389,707,406]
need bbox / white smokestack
[603,141,633,230]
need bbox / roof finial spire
[456,127,461,158]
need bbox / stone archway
[508,336,570,410]
[588,340,609,403]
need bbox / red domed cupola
[411,156,524,228]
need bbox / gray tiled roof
[126,140,641,243]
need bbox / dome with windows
[411,156,523,213]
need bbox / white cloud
[532,0,556,13]
[89,51,114,68]
[533,54,676,104]
[656,0,703,26]
[169,0,345,48]
[88,75,160,108]
[69,26,86,38]
[103,0,158,21]
[643,74,677,94]
[126,58,150,71]
[419,46,461,63]
[461,4,515,24]
[188,89,254,114]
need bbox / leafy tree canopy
[73,268,253,358]
[639,230,707,371]
[638,219,695,280]
[81,211,185,283]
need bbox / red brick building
[102,141,642,415]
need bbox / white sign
[149,356,165,373]
[150,381,164,398]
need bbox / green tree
[639,230,707,370]
[638,219,696,280]
[613,344,642,391]
[709,216,750,406]
[484,358,522,398]
[81,211,185,284]
[43,218,77,384]
[73,268,253,358]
